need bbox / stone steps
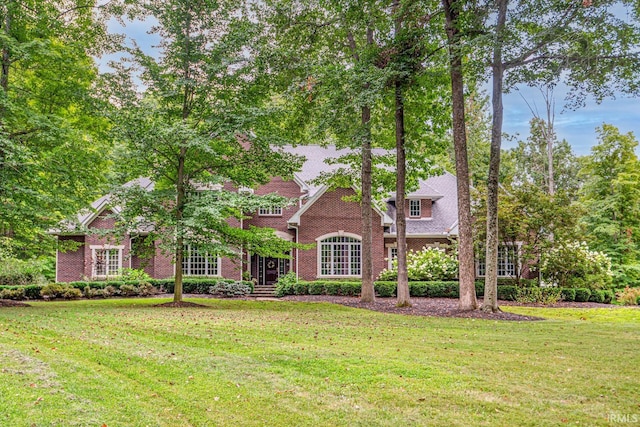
[252,285,277,297]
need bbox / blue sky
[102,17,639,158]
[502,87,639,156]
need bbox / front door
[263,257,279,286]
[255,256,290,286]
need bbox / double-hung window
[409,199,421,217]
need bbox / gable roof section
[386,171,459,237]
[288,185,393,227]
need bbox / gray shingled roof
[282,145,459,237]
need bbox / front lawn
[0,298,638,426]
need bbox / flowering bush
[378,246,458,281]
[540,241,613,289]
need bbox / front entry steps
[251,284,277,297]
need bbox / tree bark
[174,146,187,303]
[360,26,375,303]
[483,0,508,313]
[360,103,375,302]
[395,81,410,307]
[394,0,410,307]
[443,0,478,311]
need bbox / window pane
[320,236,361,276]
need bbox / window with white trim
[92,248,122,277]
[182,245,220,276]
[320,236,361,276]
[258,206,282,216]
[388,247,398,269]
[409,199,421,217]
[476,245,517,277]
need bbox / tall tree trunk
[360,103,375,302]
[394,0,410,307]
[483,0,508,313]
[544,91,555,196]
[395,81,410,307]
[174,147,186,303]
[0,1,10,95]
[443,0,477,311]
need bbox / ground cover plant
[0,299,638,426]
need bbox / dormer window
[409,199,421,217]
[258,206,282,216]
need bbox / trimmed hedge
[0,278,254,300]
[575,288,592,302]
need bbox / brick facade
[56,176,458,283]
[295,187,387,281]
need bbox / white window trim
[182,245,222,277]
[476,242,521,278]
[258,206,283,216]
[409,199,421,217]
[90,245,124,279]
[387,246,398,270]
[316,231,362,278]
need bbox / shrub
[118,268,152,282]
[138,282,159,296]
[615,286,640,306]
[374,282,396,297]
[293,282,309,295]
[103,285,119,297]
[515,286,563,305]
[0,258,50,286]
[208,281,251,297]
[378,246,458,281]
[62,287,82,299]
[574,288,592,302]
[540,241,613,289]
[308,282,324,295]
[83,286,106,299]
[41,283,65,299]
[41,283,85,300]
[339,282,361,296]
[119,284,139,297]
[560,288,576,302]
[497,286,517,301]
[0,287,26,300]
[589,290,607,304]
[602,290,615,304]
[274,272,297,297]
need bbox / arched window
[318,235,361,277]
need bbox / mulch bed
[279,296,630,321]
[0,299,30,307]
[154,301,208,308]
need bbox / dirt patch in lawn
[154,300,208,308]
[0,299,31,307]
[281,296,548,321]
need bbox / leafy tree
[473,183,582,284]
[442,0,480,310]
[0,0,113,256]
[481,0,640,312]
[260,0,448,304]
[579,124,640,286]
[506,118,582,198]
[107,0,304,303]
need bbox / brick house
[54,145,474,286]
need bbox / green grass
[0,299,638,426]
